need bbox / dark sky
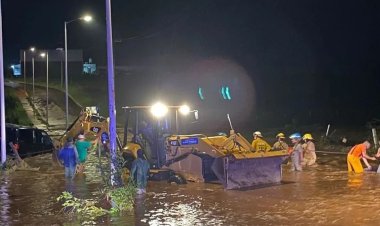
[3,0,380,126]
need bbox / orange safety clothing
[348,144,366,157]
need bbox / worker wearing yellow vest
[251,131,271,152]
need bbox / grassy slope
[5,88,32,126]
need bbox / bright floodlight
[40,53,46,57]
[151,102,168,118]
[82,15,92,22]
[178,105,190,115]
[30,47,35,52]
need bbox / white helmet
[253,131,263,138]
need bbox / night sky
[3,0,380,127]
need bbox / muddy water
[2,153,380,225]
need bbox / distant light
[40,53,46,57]
[10,65,14,69]
[179,105,190,115]
[220,86,227,100]
[151,102,168,118]
[30,47,35,52]
[225,86,232,100]
[220,86,232,100]
[198,87,205,100]
[82,15,92,22]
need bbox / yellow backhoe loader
[121,104,288,190]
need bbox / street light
[23,50,26,92]
[40,51,49,126]
[30,47,36,103]
[64,14,92,129]
[56,48,64,88]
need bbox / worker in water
[58,137,79,180]
[272,132,289,151]
[347,140,376,173]
[302,133,317,167]
[251,131,271,152]
[130,149,150,195]
[289,133,303,171]
[75,134,93,173]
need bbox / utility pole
[106,0,122,186]
[0,0,6,165]
[23,50,26,93]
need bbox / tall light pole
[40,51,49,126]
[30,47,36,103]
[23,50,26,93]
[0,0,6,165]
[56,48,64,88]
[64,15,92,130]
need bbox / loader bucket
[211,155,288,190]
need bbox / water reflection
[135,185,227,226]
[135,195,147,225]
[0,174,11,224]
[3,152,380,225]
[347,173,363,189]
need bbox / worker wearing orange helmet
[302,133,317,167]
[251,131,271,152]
[347,141,376,173]
[272,132,289,151]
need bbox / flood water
[1,152,380,226]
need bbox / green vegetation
[57,145,136,224]
[48,76,109,117]
[5,88,32,126]
[107,183,136,214]
[57,191,107,225]
[57,183,136,224]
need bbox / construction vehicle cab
[58,107,110,146]
[121,104,195,183]
[122,103,289,189]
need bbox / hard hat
[253,131,263,137]
[302,133,313,140]
[276,132,285,139]
[289,133,301,139]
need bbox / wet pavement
[2,152,380,226]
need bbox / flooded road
[2,153,380,226]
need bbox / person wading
[302,133,317,167]
[289,133,303,172]
[347,141,376,173]
[272,132,289,151]
[75,134,92,173]
[58,137,79,180]
[130,149,150,195]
